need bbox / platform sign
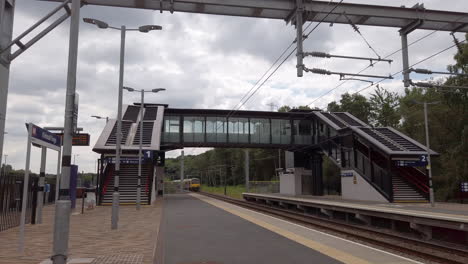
[341,171,354,177]
[395,155,428,167]
[143,150,153,160]
[26,123,61,151]
[461,182,468,193]
[106,157,151,164]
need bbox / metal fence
[0,173,36,232]
[249,181,280,193]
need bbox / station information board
[461,182,468,193]
[54,133,90,146]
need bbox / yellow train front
[188,178,200,192]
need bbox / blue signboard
[106,157,151,164]
[143,150,153,160]
[461,182,468,193]
[26,123,61,150]
[395,155,428,167]
[341,172,353,177]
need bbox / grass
[201,185,246,199]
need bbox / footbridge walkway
[93,104,437,204]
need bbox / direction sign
[106,157,151,164]
[395,155,428,167]
[26,123,61,151]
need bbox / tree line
[167,34,467,201]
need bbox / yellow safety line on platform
[192,194,373,264]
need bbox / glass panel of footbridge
[228,118,249,143]
[250,118,271,144]
[271,119,291,144]
[206,117,227,143]
[293,119,312,145]
[163,116,180,143]
[183,116,205,143]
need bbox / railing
[101,165,113,196]
[352,150,393,201]
[394,166,429,195]
[0,174,36,232]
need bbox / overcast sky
[2,0,467,173]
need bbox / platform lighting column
[2,154,7,176]
[36,147,47,224]
[137,89,144,209]
[245,149,249,192]
[180,150,184,192]
[124,87,165,209]
[423,102,436,207]
[84,18,162,227]
[111,24,125,230]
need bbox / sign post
[18,123,62,252]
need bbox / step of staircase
[392,174,428,203]
[101,164,152,206]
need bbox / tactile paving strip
[91,254,144,264]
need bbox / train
[173,178,200,192]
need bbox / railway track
[199,191,468,264]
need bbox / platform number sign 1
[143,150,153,160]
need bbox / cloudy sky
[2,0,467,173]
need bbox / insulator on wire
[344,13,360,33]
[310,68,332,75]
[304,52,330,58]
[413,68,433,74]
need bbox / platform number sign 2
[420,155,427,164]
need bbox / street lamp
[84,18,162,229]
[2,154,7,177]
[411,99,440,207]
[123,86,165,210]
[91,115,109,123]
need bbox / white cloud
[3,0,467,172]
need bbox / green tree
[278,105,291,112]
[327,93,371,123]
[369,85,400,127]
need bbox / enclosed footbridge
[93,104,437,204]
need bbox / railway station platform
[156,193,422,264]
[243,193,468,243]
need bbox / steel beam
[295,0,303,77]
[0,0,14,173]
[40,0,468,32]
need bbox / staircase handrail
[395,167,429,193]
[102,165,114,195]
[145,168,150,194]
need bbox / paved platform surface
[158,193,421,264]
[245,193,468,222]
[0,199,162,264]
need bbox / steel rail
[199,191,468,264]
